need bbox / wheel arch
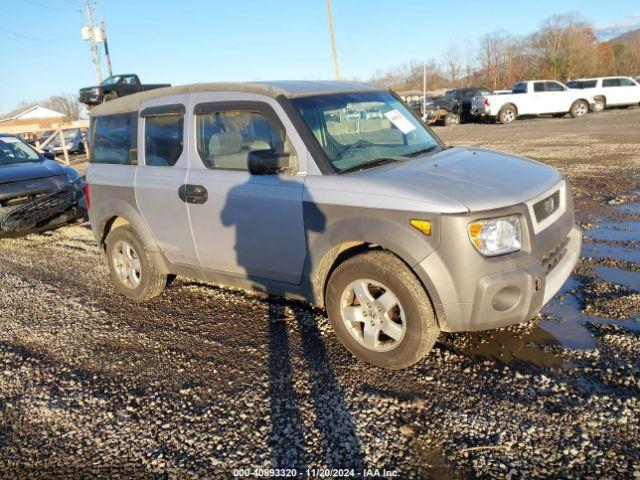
[305,215,442,310]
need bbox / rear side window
[545,82,565,91]
[195,110,286,171]
[603,78,621,87]
[513,82,527,94]
[144,114,184,166]
[91,113,135,164]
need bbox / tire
[105,225,167,300]
[570,100,589,118]
[592,97,605,112]
[498,104,516,124]
[325,250,439,370]
[443,112,460,126]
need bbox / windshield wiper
[404,144,439,157]
[339,157,400,174]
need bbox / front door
[134,95,200,266]
[185,96,307,285]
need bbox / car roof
[570,76,633,81]
[90,81,382,117]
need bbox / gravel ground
[0,109,639,479]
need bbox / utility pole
[100,17,113,77]
[84,0,102,83]
[422,62,427,122]
[325,0,340,80]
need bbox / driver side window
[195,110,290,171]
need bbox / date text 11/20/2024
[232,468,399,478]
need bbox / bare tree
[41,93,81,121]
[441,41,463,86]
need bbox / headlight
[65,169,84,188]
[93,87,101,94]
[468,215,522,256]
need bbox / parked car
[364,106,383,119]
[79,74,170,107]
[422,95,461,126]
[344,108,361,120]
[0,133,85,237]
[47,128,86,155]
[444,87,494,120]
[86,81,581,370]
[567,76,640,111]
[471,80,594,123]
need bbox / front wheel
[570,100,589,118]
[443,112,460,126]
[105,225,167,300]
[326,250,439,370]
[592,97,605,112]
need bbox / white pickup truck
[567,76,640,112]
[471,80,594,124]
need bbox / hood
[365,146,562,212]
[0,159,68,184]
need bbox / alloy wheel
[340,279,406,352]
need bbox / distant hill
[607,28,640,45]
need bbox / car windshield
[101,76,120,86]
[0,136,41,164]
[63,129,80,139]
[291,91,440,173]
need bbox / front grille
[0,190,76,232]
[539,236,569,274]
[533,190,560,223]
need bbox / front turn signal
[410,219,431,236]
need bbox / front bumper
[414,186,581,332]
[0,186,85,238]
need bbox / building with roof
[0,105,66,131]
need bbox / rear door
[618,77,640,105]
[185,93,308,285]
[134,94,200,266]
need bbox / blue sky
[1,0,639,112]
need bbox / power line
[0,25,76,42]
[21,0,78,12]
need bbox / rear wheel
[593,97,605,112]
[570,100,589,118]
[326,250,439,370]
[105,226,167,300]
[498,105,516,124]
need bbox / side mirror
[248,149,291,175]
[42,150,56,160]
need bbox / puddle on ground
[540,277,640,349]
[586,220,640,242]
[582,243,640,264]
[455,324,565,367]
[616,203,640,215]
[595,265,640,291]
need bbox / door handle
[178,184,208,204]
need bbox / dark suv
[444,87,494,121]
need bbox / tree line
[370,13,640,92]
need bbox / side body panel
[134,93,199,266]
